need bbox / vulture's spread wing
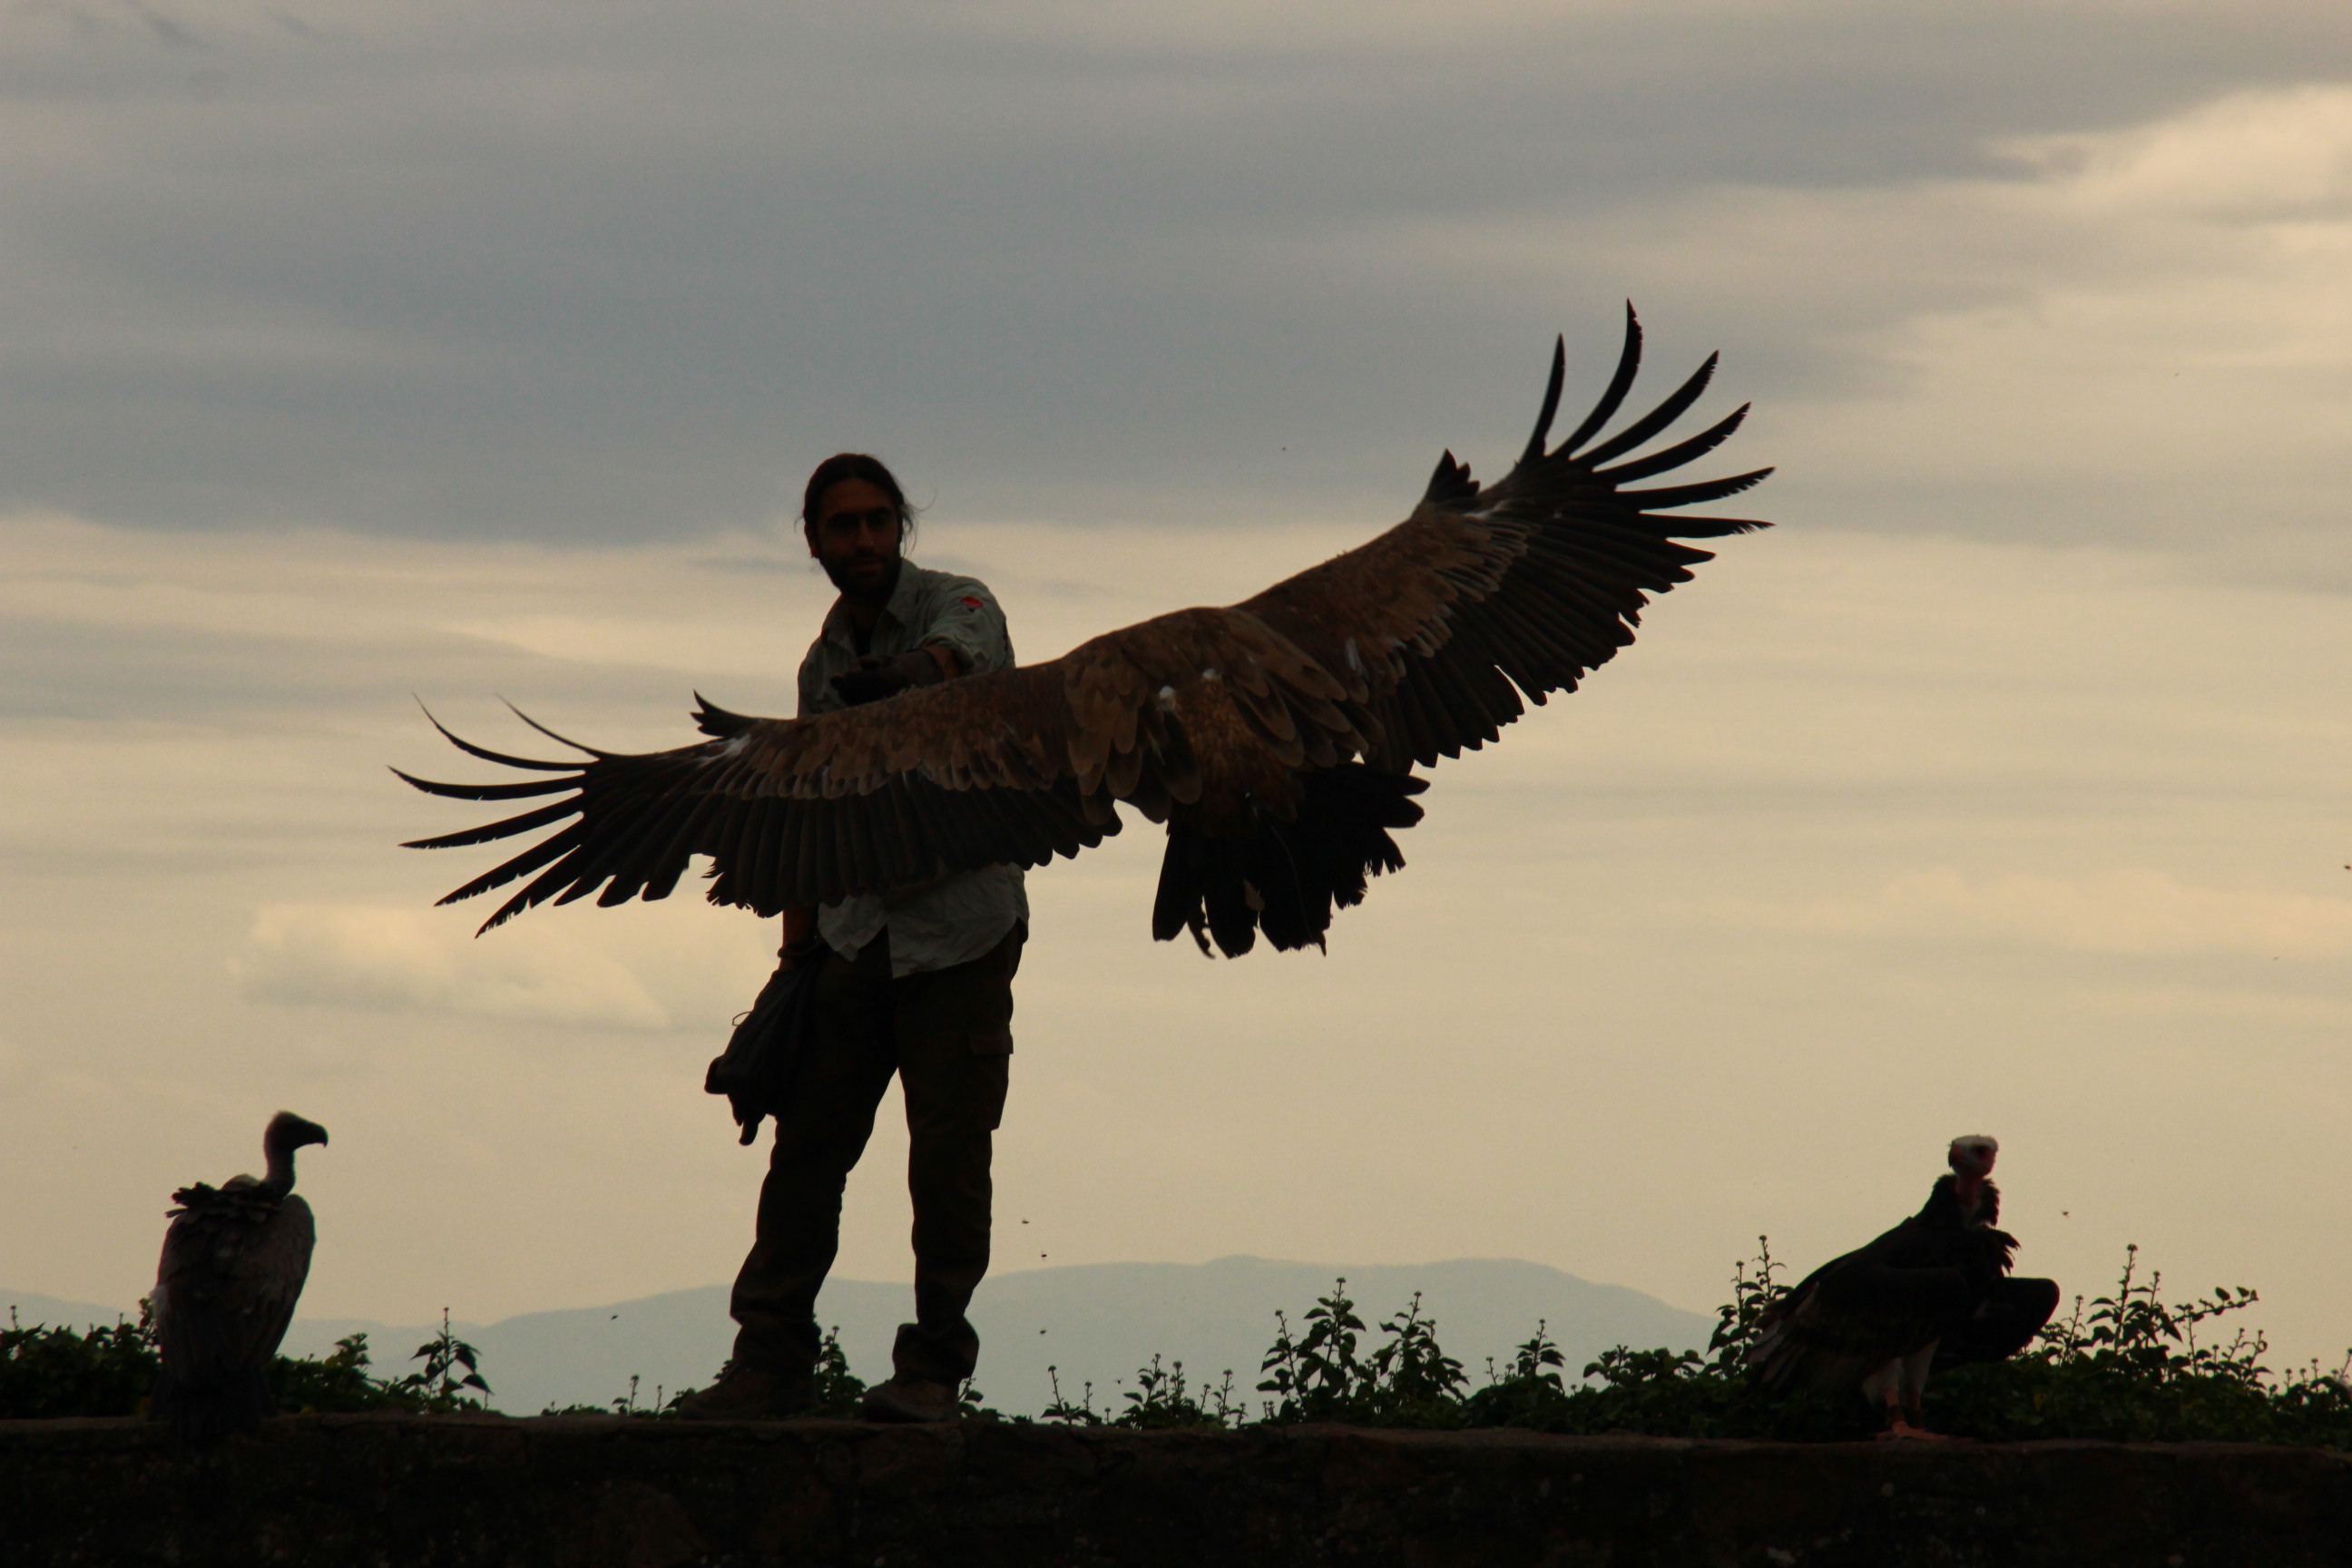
[399,669,1118,929]
[398,307,1769,943]
[1241,305,1769,770]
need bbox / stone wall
[5,1414,2349,1566]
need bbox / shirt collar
[823,562,923,648]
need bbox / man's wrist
[829,647,948,706]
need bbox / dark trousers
[727,924,1021,1387]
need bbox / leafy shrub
[1,1300,497,1419]
[1255,1283,1468,1426]
[1044,1243,2352,1446]
[1041,1354,1249,1429]
[18,1245,2352,1445]
[0,1307,161,1420]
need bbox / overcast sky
[7,1,2352,1378]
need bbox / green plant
[275,1332,398,1413]
[1464,1319,1573,1429]
[387,1308,491,1413]
[1256,1278,1371,1421]
[1705,1236,1789,1372]
[1126,1356,1245,1429]
[3,1299,513,1420]
[1923,1246,2352,1444]
[1255,1280,1470,1426]
[1041,1365,1100,1425]
[811,1325,867,1417]
[0,1304,161,1419]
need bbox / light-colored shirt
[796,561,1028,977]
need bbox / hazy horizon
[5,1252,1716,1416]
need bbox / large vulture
[397,309,1771,956]
[1748,1136,2061,1439]
[148,1112,329,1439]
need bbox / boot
[859,1376,960,1424]
[672,1361,816,1421]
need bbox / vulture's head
[266,1111,331,1157]
[1947,1134,1998,1180]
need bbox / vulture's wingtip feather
[1518,335,1568,466]
[1558,306,1645,459]
[1577,350,1721,468]
[389,766,575,802]
[418,705,576,772]
[500,698,613,759]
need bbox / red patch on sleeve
[961,596,984,608]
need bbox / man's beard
[822,554,903,605]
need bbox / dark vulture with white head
[397,309,1771,956]
[148,1111,330,1439]
[1748,1135,2061,1439]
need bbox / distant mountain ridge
[7,1257,1710,1417]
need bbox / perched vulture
[149,1112,330,1439]
[397,308,1771,956]
[1748,1136,2060,1439]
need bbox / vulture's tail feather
[1152,831,1212,955]
[1152,764,1426,957]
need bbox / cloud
[234,903,680,1029]
[1,4,2347,542]
[1691,868,2352,961]
[1334,84,2352,568]
[2014,84,2352,220]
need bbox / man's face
[808,477,903,601]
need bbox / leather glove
[831,648,948,707]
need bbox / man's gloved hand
[831,647,949,707]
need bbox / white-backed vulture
[397,309,1772,956]
[1748,1136,2061,1439]
[149,1111,329,1439]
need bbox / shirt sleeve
[914,574,1014,675]
[796,643,833,719]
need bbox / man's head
[802,453,916,604]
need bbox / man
[677,453,1025,1424]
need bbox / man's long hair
[801,453,919,554]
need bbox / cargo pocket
[966,1027,1014,1056]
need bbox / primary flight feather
[397,308,1772,956]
